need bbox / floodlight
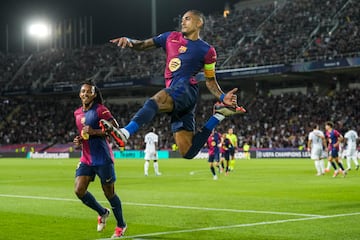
[28,22,51,39]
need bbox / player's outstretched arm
[205,77,238,107]
[110,37,156,51]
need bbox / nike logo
[105,177,112,183]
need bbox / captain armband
[204,62,216,78]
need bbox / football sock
[330,161,337,170]
[205,114,223,130]
[326,161,331,170]
[154,161,159,174]
[320,159,325,173]
[354,158,359,166]
[144,161,149,175]
[210,166,216,176]
[346,158,351,169]
[183,127,212,159]
[337,162,345,171]
[183,115,223,159]
[124,99,158,135]
[314,160,320,174]
[109,194,126,228]
[230,159,236,169]
[79,192,105,215]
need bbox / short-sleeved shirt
[153,31,217,88]
[153,31,217,133]
[344,130,358,150]
[207,132,222,156]
[144,132,158,154]
[308,129,325,149]
[326,129,341,151]
[74,103,114,166]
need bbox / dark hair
[188,10,205,28]
[80,80,104,105]
[325,121,334,128]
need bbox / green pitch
[0,157,359,240]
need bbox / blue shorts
[222,151,230,160]
[75,162,116,184]
[329,149,339,158]
[229,148,235,156]
[164,78,199,133]
[208,153,220,163]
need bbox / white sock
[347,157,351,169]
[326,161,331,169]
[154,162,159,174]
[144,161,149,175]
[120,128,130,139]
[353,158,359,166]
[214,113,225,121]
[314,160,321,174]
[319,159,325,173]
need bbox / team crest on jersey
[178,46,187,53]
[169,58,181,72]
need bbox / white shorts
[144,151,158,161]
[346,148,357,160]
[310,147,323,160]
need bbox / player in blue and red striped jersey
[101,10,246,160]
[73,80,127,238]
[207,129,222,180]
[324,121,346,177]
[221,134,234,176]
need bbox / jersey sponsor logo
[168,58,181,72]
[178,46,187,53]
[171,39,180,43]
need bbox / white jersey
[308,129,325,160]
[309,130,324,149]
[344,130,358,150]
[144,132,158,160]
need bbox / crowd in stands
[1,86,359,151]
[1,0,360,152]
[1,0,360,92]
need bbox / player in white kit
[307,124,328,176]
[144,127,161,176]
[344,129,359,171]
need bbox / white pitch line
[124,202,322,217]
[0,193,319,217]
[97,212,360,240]
[1,194,359,240]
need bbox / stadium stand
[1,0,360,152]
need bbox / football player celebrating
[100,10,245,159]
[73,80,127,238]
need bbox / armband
[204,62,216,78]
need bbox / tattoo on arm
[205,77,223,99]
[132,38,156,51]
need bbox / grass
[0,157,359,240]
